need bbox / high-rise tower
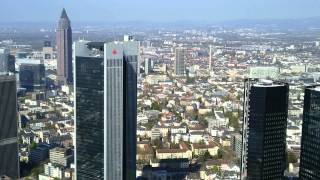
[174,48,186,76]
[56,8,72,85]
[0,48,9,75]
[209,45,212,71]
[299,85,320,179]
[75,38,138,180]
[241,79,289,180]
[0,75,19,179]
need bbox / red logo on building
[112,49,117,55]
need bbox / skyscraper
[56,8,72,86]
[19,62,45,91]
[0,48,9,74]
[145,58,152,75]
[299,85,320,179]
[0,75,19,179]
[209,45,212,71]
[174,48,186,76]
[241,79,289,180]
[75,38,138,180]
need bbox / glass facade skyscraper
[241,79,289,180]
[0,75,19,179]
[299,86,320,179]
[75,39,138,180]
[19,63,45,91]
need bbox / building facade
[0,48,9,74]
[75,38,138,180]
[299,86,320,179]
[241,79,289,180]
[248,66,280,79]
[145,58,152,75]
[175,48,186,76]
[19,63,45,91]
[0,75,19,179]
[50,147,72,167]
[56,8,72,85]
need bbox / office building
[241,79,289,180]
[209,45,213,71]
[0,48,9,74]
[19,62,45,91]
[0,75,19,179]
[231,133,242,159]
[39,163,64,180]
[248,66,280,79]
[299,86,320,179]
[56,8,72,85]
[175,48,186,76]
[145,58,152,75]
[43,41,54,60]
[29,143,50,165]
[75,38,138,180]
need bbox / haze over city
[1,0,320,22]
[0,1,320,180]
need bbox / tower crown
[60,8,69,20]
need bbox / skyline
[1,0,320,23]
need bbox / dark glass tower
[299,86,320,179]
[19,63,45,91]
[241,79,289,180]
[0,75,19,179]
[75,39,138,180]
[56,8,72,85]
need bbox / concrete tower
[56,8,72,85]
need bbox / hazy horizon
[1,0,320,23]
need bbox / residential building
[50,147,73,167]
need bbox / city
[0,1,320,180]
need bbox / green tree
[225,111,239,129]
[210,165,221,175]
[151,102,161,111]
[29,141,37,150]
[198,150,212,162]
[287,151,298,163]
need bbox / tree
[31,164,44,177]
[152,139,163,149]
[210,165,221,175]
[225,111,239,129]
[151,102,161,111]
[287,151,298,164]
[29,141,37,150]
[198,150,212,162]
[217,149,223,159]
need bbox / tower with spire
[56,8,72,85]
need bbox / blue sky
[1,0,320,22]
